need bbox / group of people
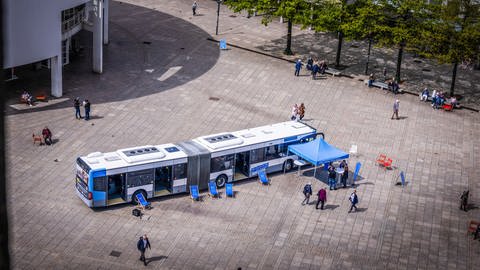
[327,160,349,190]
[21,91,34,106]
[74,97,91,120]
[420,88,457,110]
[302,182,359,212]
[291,103,306,121]
[294,57,328,80]
[367,74,400,94]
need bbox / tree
[371,0,430,83]
[417,0,480,96]
[225,0,310,55]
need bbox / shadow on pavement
[4,1,220,115]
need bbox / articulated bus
[75,121,321,207]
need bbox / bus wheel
[216,174,227,188]
[283,160,293,172]
[131,190,147,205]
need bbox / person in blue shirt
[348,190,359,213]
[294,59,303,76]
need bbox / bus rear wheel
[216,174,227,188]
[132,190,147,205]
[283,160,293,172]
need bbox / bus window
[127,169,154,188]
[211,154,234,173]
[250,148,265,164]
[93,176,107,191]
[265,144,286,160]
[173,163,187,180]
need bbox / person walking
[137,234,151,266]
[328,165,337,190]
[192,1,198,16]
[294,59,302,76]
[312,60,319,80]
[302,182,312,205]
[348,190,359,213]
[74,97,82,119]
[291,104,298,121]
[298,103,305,120]
[83,99,91,121]
[460,190,469,211]
[391,99,400,120]
[316,188,327,210]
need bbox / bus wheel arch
[283,159,293,172]
[215,174,228,188]
[131,189,147,205]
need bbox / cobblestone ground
[5,1,480,269]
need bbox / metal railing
[62,7,86,33]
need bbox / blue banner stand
[220,39,227,50]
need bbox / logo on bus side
[250,163,269,174]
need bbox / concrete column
[92,0,103,73]
[51,55,63,97]
[103,0,109,45]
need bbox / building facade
[2,0,109,97]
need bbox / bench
[364,80,402,93]
[324,67,342,77]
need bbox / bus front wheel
[283,160,293,172]
[216,174,227,188]
[131,190,147,205]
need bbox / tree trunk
[284,20,293,55]
[336,31,343,67]
[365,38,372,75]
[395,45,404,83]
[450,61,458,97]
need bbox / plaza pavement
[5,1,480,269]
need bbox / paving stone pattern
[5,1,480,269]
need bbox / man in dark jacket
[74,97,82,119]
[83,99,91,120]
[348,190,359,213]
[137,234,151,266]
[302,183,312,205]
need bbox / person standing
[137,234,151,266]
[74,97,82,119]
[83,99,91,121]
[298,103,305,120]
[192,1,197,16]
[460,190,469,211]
[316,188,327,210]
[302,182,312,205]
[328,165,337,190]
[294,59,302,76]
[341,163,349,188]
[312,60,319,80]
[348,190,359,213]
[391,99,399,120]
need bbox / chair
[190,185,199,201]
[383,158,393,170]
[219,39,227,50]
[468,220,480,234]
[225,183,234,198]
[376,154,387,166]
[208,181,219,198]
[353,162,362,183]
[349,144,358,156]
[258,170,270,185]
[33,134,42,145]
[135,192,151,210]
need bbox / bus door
[154,165,172,197]
[107,173,126,206]
[234,151,250,180]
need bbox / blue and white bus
[75,121,320,207]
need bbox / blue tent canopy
[287,138,349,166]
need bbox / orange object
[33,134,42,145]
[383,158,393,169]
[376,154,386,166]
[36,94,47,102]
[443,103,453,111]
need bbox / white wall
[3,0,90,68]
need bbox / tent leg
[314,167,317,178]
